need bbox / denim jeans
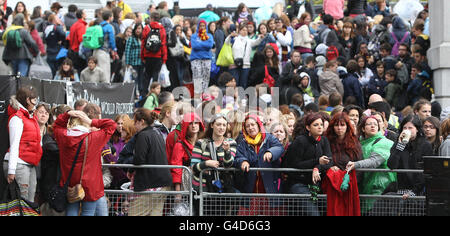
[230,67,250,89]
[11,59,30,77]
[289,183,320,216]
[175,59,185,86]
[66,196,108,216]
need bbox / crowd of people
[1,0,446,216]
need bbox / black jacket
[281,134,333,187]
[39,134,60,202]
[387,136,433,195]
[347,0,367,15]
[133,126,172,191]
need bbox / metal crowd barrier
[100,164,426,216]
[102,164,193,216]
[198,168,426,216]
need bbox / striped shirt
[190,138,237,188]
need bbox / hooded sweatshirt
[169,112,205,184]
[389,16,411,47]
[190,19,215,61]
[141,21,167,63]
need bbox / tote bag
[216,43,234,67]
[0,181,40,216]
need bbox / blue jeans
[66,196,108,216]
[175,59,185,86]
[289,183,320,216]
[230,67,250,89]
[11,59,30,77]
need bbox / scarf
[198,28,209,41]
[244,132,262,146]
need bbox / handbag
[0,180,40,216]
[169,37,185,57]
[67,136,89,203]
[234,41,248,68]
[47,137,86,212]
[263,65,276,88]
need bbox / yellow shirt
[118,1,133,20]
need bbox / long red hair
[326,112,361,162]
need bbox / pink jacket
[323,0,345,20]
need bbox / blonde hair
[270,122,290,147]
[172,15,184,26]
[159,100,177,122]
[67,117,87,129]
[272,3,284,17]
[226,110,245,140]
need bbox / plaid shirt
[125,36,142,66]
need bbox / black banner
[0,76,17,195]
[70,82,136,119]
[0,76,17,159]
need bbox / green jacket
[143,93,159,111]
[359,132,397,213]
[384,82,402,110]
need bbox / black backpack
[145,25,162,53]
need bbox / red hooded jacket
[53,112,117,201]
[68,19,87,52]
[140,21,167,64]
[168,112,204,184]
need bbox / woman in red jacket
[52,109,116,216]
[3,87,42,202]
[324,112,362,216]
[169,112,204,192]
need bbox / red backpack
[326,45,339,61]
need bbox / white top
[4,103,28,175]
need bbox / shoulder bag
[67,136,89,203]
[47,136,86,212]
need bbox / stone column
[428,0,450,109]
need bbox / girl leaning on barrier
[234,113,285,216]
[191,113,237,193]
[345,115,396,215]
[281,112,333,216]
[323,112,362,216]
[190,113,237,216]
[387,114,433,200]
[169,112,204,193]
